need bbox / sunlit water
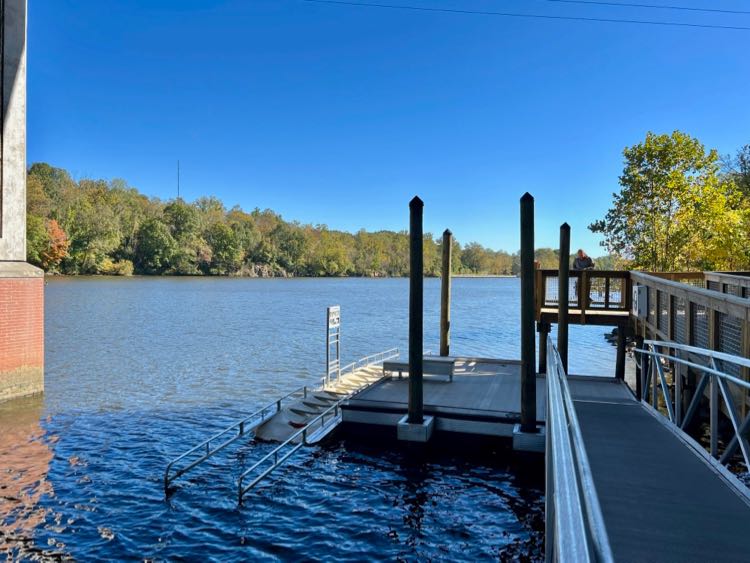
[1,277,618,561]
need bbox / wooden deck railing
[535,269,632,324]
[704,272,750,299]
[630,271,750,420]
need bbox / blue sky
[27,0,750,254]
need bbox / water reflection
[0,395,62,559]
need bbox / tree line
[591,132,750,272]
[27,163,611,277]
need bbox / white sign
[328,306,341,328]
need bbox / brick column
[1,1,43,402]
[0,264,43,401]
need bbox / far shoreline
[43,273,520,280]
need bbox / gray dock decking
[342,358,545,436]
[570,376,750,563]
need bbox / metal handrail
[237,401,342,503]
[635,340,750,471]
[165,348,399,499]
[325,348,400,386]
[236,348,400,503]
[546,336,614,563]
[164,386,309,492]
[641,340,750,371]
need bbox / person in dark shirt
[573,249,595,271]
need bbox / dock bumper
[397,414,435,443]
[512,423,545,453]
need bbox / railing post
[634,335,644,400]
[440,229,452,357]
[520,193,537,432]
[580,270,589,325]
[538,322,550,374]
[742,317,750,421]
[684,302,695,418]
[535,269,544,320]
[652,347,658,409]
[674,348,683,426]
[408,196,424,424]
[604,276,611,309]
[709,309,720,457]
[615,327,627,381]
[558,223,570,372]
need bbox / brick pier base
[0,262,44,402]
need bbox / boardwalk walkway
[569,376,750,563]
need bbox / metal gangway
[546,334,750,562]
[163,347,399,501]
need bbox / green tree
[135,219,176,274]
[589,131,745,271]
[205,222,242,274]
[270,222,306,273]
[723,143,750,196]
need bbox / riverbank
[43,271,519,279]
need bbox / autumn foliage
[41,219,70,269]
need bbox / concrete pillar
[1,0,44,402]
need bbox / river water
[1,277,618,561]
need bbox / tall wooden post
[440,229,453,357]
[558,223,571,373]
[408,196,424,424]
[520,193,537,432]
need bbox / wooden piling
[408,196,424,424]
[520,193,537,432]
[440,229,452,357]
[558,223,571,373]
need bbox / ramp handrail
[165,348,400,498]
[546,336,614,563]
[326,348,400,386]
[238,348,400,503]
[164,386,309,492]
[237,401,342,503]
[635,340,750,471]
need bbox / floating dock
[341,358,545,440]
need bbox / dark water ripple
[1,278,616,560]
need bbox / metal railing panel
[546,336,614,563]
[635,340,750,471]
